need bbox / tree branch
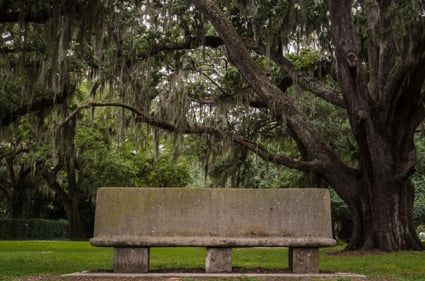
[0,11,50,24]
[193,0,344,169]
[0,89,72,127]
[136,34,345,107]
[326,0,369,124]
[242,39,345,107]
[60,102,321,172]
[129,31,344,108]
[191,0,364,202]
[134,36,224,61]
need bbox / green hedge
[0,219,69,240]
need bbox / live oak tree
[191,0,425,251]
[1,1,425,250]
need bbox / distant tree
[0,120,44,218]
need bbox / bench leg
[113,247,149,273]
[205,247,232,273]
[288,247,319,273]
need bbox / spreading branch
[60,102,321,172]
[191,0,365,206]
[135,36,224,61]
[193,0,345,169]
[1,89,72,127]
[242,39,345,108]
[131,34,344,107]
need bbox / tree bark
[345,180,423,251]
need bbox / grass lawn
[0,241,424,281]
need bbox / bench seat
[91,236,336,247]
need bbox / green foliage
[82,142,191,189]
[75,116,192,189]
[288,49,322,71]
[330,189,350,222]
[0,219,69,240]
[143,156,191,187]
[330,189,351,239]
[223,66,245,92]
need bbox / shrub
[0,219,69,240]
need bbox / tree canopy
[0,0,424,250]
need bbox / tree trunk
[320,136,424,251]
[340,121,423,250]
[325,0,425,251]
[64,193,83,239]
[346,179,423,251]
[10,186,25,218]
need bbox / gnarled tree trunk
[325,0,425,250]
[345,180,422,250]
[343,112,424,250]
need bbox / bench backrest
[91,187,335,247]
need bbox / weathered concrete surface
[289,247,319,273]
[205,247,232,273]
[63,271,368,280]
[91,187,335,247]
[113,247,149,273]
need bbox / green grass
[0,241,424,281]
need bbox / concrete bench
[90,187,335,274]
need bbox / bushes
[0,219,69,240]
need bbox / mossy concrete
[91,187,335,247]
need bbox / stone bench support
[112,246,319,273]
[288,247,319,273]
[113,247,149,273]
[205,247,232,273]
